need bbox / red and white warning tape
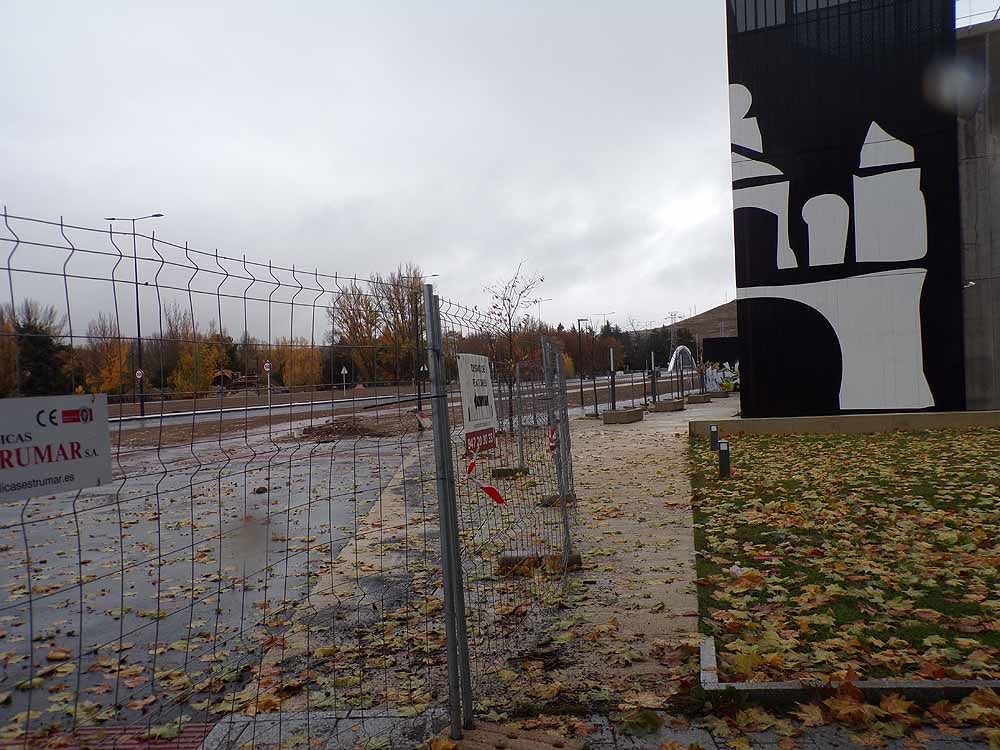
[466,452,506,505]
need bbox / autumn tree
[1,300,73,397]
[83,313,132,394]
[169,315,227,396]
[0,304,17,396]
[272,337,323,387]
[328,280,381,383]
[371,263,424,382]
[485,262,544,432]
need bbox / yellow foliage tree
[0,305,16,396]
[562,352,575,379]
[169,320,226,396]
[82,313,133,394]
[272,338,323,387]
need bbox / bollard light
[709,424,719,451]
[718,439,731,479]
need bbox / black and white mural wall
[727,0,965,418]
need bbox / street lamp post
[104,213,164,418]
[576,318,588,412]
[533,297,553,328]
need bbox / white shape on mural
[730,85,935,410]
[802,194,849,266]
[853,167,928,263]
[732,181,799,269]
[729,84,798,270]
[730,84,763,152]
[732,155,784,181]
[859,121,915,168]
[737,270,933,410]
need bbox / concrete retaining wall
[649,399,686,413]
[958,21,1000,410]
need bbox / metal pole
[543,340,573,566]
[132,219,145,417]
[651,351,658,404]
[413,290,422,411]
[515,361,526,471]
[555,349,575,498]
[592,373,599,417]
[423,285,474,734]
[576,319,587,415]
[608,346,618,411]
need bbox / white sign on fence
[0,394,112,502]
[456,353,498,453]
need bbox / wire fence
[0,211,575,749]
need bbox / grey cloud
[2,0,737,329]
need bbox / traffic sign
[340,366,348,376]
[135,369,143,381]
[263,360,272,373]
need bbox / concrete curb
[686,394,712,405]
[700,637,1000,705]
[690,409,1000,438]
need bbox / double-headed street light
[103,213,165,417]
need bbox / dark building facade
[727,0,966,418]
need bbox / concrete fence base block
[700,637,1000,706]
[491,467,529,479]
[649,399,686,413]
[602,408,644,425]
[708,391,731,398]
[686,394,712,404]
[540,493,577,507]
[497,553,584,576]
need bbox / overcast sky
[2,1,996,333]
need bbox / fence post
[515,361,526,471]
[423,285,474,736]
[554,347,575,500]
[543,340,573,568]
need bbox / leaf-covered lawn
[691,427,1000,683]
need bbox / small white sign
[135,369,144,381]
[456,354,498,453]
[263,360,272,373]
[0,394,112,502]
[340,366,348,376]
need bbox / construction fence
[0,211,576,749]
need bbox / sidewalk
[491,398,736,746]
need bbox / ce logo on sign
[35,409,59,427]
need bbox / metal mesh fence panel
[0,211,574,749]
[429,298,574,730]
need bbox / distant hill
[665,301,737,345]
